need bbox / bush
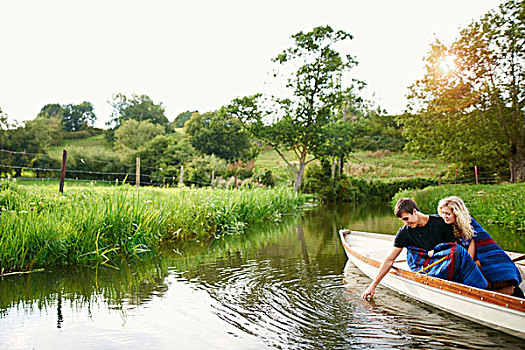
[184,155,226,187]
[302,161,436,202]
[225,160,255,180]
[254,169,276,187]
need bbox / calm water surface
[1,202,524,349]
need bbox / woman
[437,196,523,296]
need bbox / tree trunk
[293,162,306,192]
[331,160,336,183]
[510,153,525,182]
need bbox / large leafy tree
[135,134,197,179]
[37,102,96,132]
[62,102,96,132]
[401,0,525,182]
[185,109,256,161]
[230,25,362,191]
[37,103,64,119]
[171,110,197,129]
[108,93,169,128]
[114,119,166,157]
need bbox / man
[361,198,486,300]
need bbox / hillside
[45,134,448,185]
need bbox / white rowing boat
[339,229,525,339]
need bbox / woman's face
[440,205,456,224]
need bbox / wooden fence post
[211,170,215,187]
[179,165,184,185]
[455,169,458,184]
[59,150,67,193]
[136,157,140,188]
[475,166,478,185]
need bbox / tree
[401,0,525,182]
[4,126,45,177]
[230,25,362,191]
[36,102,96,132]
[62,102,97,131]
[185,109,256,161]
[37,104,64,119]
[108,93,169,128]
[171,110,197,128]
[114,119,166,157]
[135,134,197,180]
[0,107,8,150]
[25,116,63,147]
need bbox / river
[0,202,524,349]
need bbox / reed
[0,180,306,273]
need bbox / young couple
[361,196,523,300]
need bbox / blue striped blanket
[470,218,522,286]
[407,243,488,289]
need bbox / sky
[0,0,502,128]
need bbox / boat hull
[340,230,525,339]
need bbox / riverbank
[0,180,307,273]
[393,183,525,229]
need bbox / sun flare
[438,55,456,74]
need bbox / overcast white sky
[0,0,502,128]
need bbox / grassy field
[347,150,447,180]
[47,133,114,159]
[393,183,525,229]
[255,147,447,185]
[0,180,307,273]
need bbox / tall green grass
[392,183,525,229]
[0,180,306,273]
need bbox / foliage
[61,102,97,132]
[1,126,46,177]
[25,116,63,147]
[401,0,525,182]
[303,160,436,202]
[225,160,255,180]
[0,180,306,272]
[108,93,169,128]
[183,155,226,186]
[352,112,406,151]
[254,168,276,187]
[37,103,63,119]
[37,102,97,132]
[0,107,9,148]
[393,183,525,230]
[114,119,166,156]
[171,110,197,128]
[230,25,363,191]
[135,134,197,180]
[185,109,257,161]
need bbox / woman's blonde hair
[437,196,474,240]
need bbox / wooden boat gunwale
[340,229,525,313]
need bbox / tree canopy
[185,109,256,161]
[171,110,197,129]
[37,102,97,132]
[108,93,169,128]
[114,119,166,157]
[230,25,363,191]
[400,0,525,181]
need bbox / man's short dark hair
[394,198,419,218]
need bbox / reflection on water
[0,202,523,349]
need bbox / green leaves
[404,0,525,181]
[230,26,362,191]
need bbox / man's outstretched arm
[361,247,402,300]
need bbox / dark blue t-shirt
[394,214,455,250]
